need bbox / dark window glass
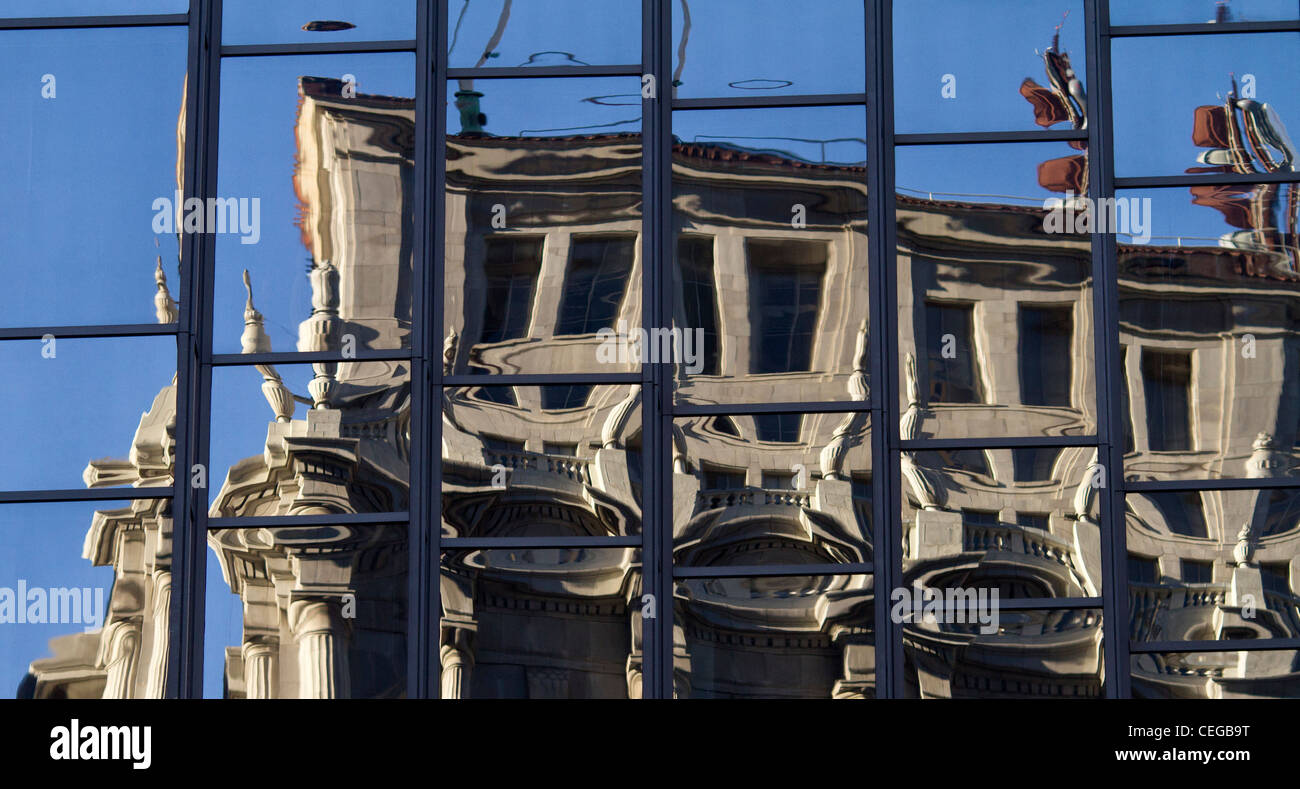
[702,465,746,490]
[1150,492,1209,538]
[1141,349,1193,451]
[555,236,635,336]
[480,237,542,344]
[1019,305,1074,407]
[1181,559,1214,584]
[1128,555,1161,584]
[678,236,720,375]
[1263,490,1300,537]
[1120,346,1135,455]
[1017,513,1050,531]
[748,241,825,374]
[925,302,982,403]
[1262,562,1292,594]
[962,509,1000,528]
[1012,448,1060,482]
[760,471,796,490]
[753,414,803,443]
[483,435,525,453]
[543,442,578,457]
[540,384,592,411]
[710,415,739,437]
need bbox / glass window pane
[894,0,1087,134]
[444,77,642,376]
[209,361,411,516]
[673,413,872,566]
[904,608,1104,697]
[0,27,186,327]
[896,142,1095,439]
[4,501,144,699]
[1132,650,1300,698]
[0,1,187,15]
[205,523,407,698]
[1111,32,1300,177]
[672,0,865,98]
[673,105,868,405]
[902,446,1103,599]
[440,548,640,698]
[1127,487,1300,643]
[443,386,643,537]
[1110,0,1300,25]
[447,0,639,69]
[215,54,416,354]
[222,1,415,45]
[1119,184,1300,480]
[0,336,176,492]
[675,573,873,698]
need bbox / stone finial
[1072,449,1101,523]
[241,270,272,354]
[601,385,641,449]
[301,261,340,409]
[1233,523,1256,567]
[1246,431,1284,478]
[820,321,870,480]
[154,256,178,324]
[443,327,459,375]
[671,424,689,474]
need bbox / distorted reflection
[1127,488,1300,644]
[222,1,416,45]
[1110,0,1300,28]
[671,0,865,98]
[672,106,868,404]
[442,385,643,538]
[444,78,642,376]
[671,413,872,566]
[447,0,639,69]
[905,609,1104,698]
[215,58,416,353]
[440,548,639,698]
[900,447,1103,599]
[208,525,408,698]
[1132,650,1300,698]
[675,575,874,698]
[894,2,1086,134]
[1112,32,1299,176]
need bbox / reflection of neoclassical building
[20,56,1300,699]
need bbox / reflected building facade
[9,0,1300,701]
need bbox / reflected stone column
[290,599,350,699]
[144,570,171,698]
[242,638,279,699]
[102,620,143,699]
[440,643,474,699]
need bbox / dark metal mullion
[1116,172,1300,188]
[1108,20,1300,37]
[208,512,409,529]
[220,40,416,56]
[404,0,436,703]
[0,14,188,29]
[1130,638,1300,653]
[1089,0,1131,699]
[672,93,867,110]
[166,0,217,699]
[671,400,873,416]
[645,0,673,701]
[898,435,1099,450]
[0,488,173,503]
[426,0,451,699]
[443,372,641,386]
[446,64,641,79]
[674,562,874,579]
[0,323,177,340]
[872,0,903,700]
[1128,477,1300,492]
[896,130,1088,145]
[211,350,413,365]
[443,536,641,549]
